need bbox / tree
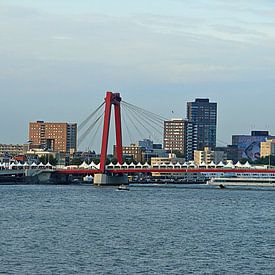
[70,158,82,166]
[39,155,57,166]
[253,156,275,166]
[172,150,185,159]
[239,158,250,164]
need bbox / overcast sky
[1,0,275,151]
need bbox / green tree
[172,150,185,158]
[253,156,275,166]
[39,155,58,166]
[239,158,250,164]
[70,158,82,166]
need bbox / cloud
[0,2,274,85]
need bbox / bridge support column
[93,173,128,186]
[99,92,123,173]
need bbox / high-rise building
[187,98,217,150]
[29,121,77,153]
[163,119,197,160]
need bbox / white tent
[224,161,235,169]
[23,162,29,168]
[209,161,216,168]
[136,162,143,168]
[121,162,129,168]
[128,162,136,168]
[30,162,38,168]
[188,161,196,168]
[235,161,243,168]
[181,162,189,168]
[9,163,17,169]
[160,162,168,168]
[106,162,115,169]
[16,162,23,168]
[45,162,53,168]
[167,162,175,168]
[114,163,122,168]
[143,162,150,168]
[243,161,252,168]
[88,161,97,169]
[79,161,89,169]
[38,162,45,168]
[216,161,224,168]
[199,161,207,168]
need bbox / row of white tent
[0,162,54,169]
[77,160,253,170]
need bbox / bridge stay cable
[77,96,166,157]
[121,104,144,139]
[122,104,162,142]
[122,104,155,138]
[122,102,164,135]
[78,102,104,132]
[122,102,165,127]
[87,115,103,150]
[124,105,163,137]
[121,106,134,144]
[122,100,168,123]
[78,113,104,147]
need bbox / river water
[1,184,275,274]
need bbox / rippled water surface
[1,184,275,274]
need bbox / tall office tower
[185,121,198,161]
[29,121,77,153]
[163,119,197,160]
[187,98,217,150]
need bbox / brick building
[29,121,77,153]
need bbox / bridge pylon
[99,91,123,173]
[94,91,128,186]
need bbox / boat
[207,176,275,189]
[117,184,130,191]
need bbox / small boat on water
[117,184,130,191]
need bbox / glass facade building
[187,98,217,150]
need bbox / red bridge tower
[99,91,123,173]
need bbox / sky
[1,0,275,151]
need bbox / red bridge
[57,91,275,182]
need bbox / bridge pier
[93,173,128,186]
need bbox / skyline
[1,0,275,148]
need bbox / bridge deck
[56,168,275,175]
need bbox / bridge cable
[121,106,134,144]
[78,102,104,132]
[122,104,161,141]
[121,102,165,135]
[87,115,104,150]
[122,104,163,143]
[122,102,164,135]
[122,100,168,123]
[121,104,144,139]
[78,113,104,147]
[122,101,167,123]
